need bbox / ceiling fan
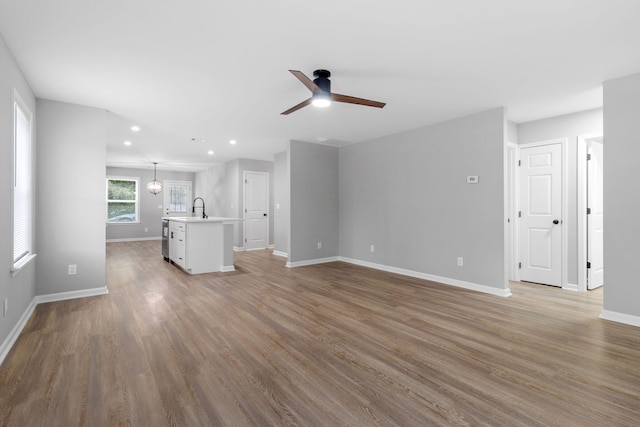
[281,69,386,115]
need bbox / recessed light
[229,139,237,145]
[124,140,132,146]
[207,150,214,155]
[131,126,140,132]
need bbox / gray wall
[106,166,195,240]
[273,151,289,255]
[289,141,339,263]
[517,108,603,286]
[0,34,37,350]
[603,72,640,320]
[339,108,507,290]
[36,100,106,295]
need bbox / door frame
[515,138,569,289]
[577,133,604,292]
[242,170,270,250]
[506,141,519,282]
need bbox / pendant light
[147,162,162,195]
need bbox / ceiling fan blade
[281,98,313,115]
[331,93,386,109]
[289,70,324,94]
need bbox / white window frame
[11,89,35,275]
[106,176,141,224]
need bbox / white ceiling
[1,0,639,172]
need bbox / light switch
[466,176,479,184]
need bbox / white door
[519,143,562,286]
[587,140,604,289]
[244,171,269,250]
[163,180,192,217]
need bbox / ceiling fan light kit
[282,69,386,115]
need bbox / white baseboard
[599,310,640,327]
[563,283,579,292]
[0,286,109,366]
[221,265,236,272]
[106,237,162,243]
[0,298,37,366]
[268,244,275,249]
[286,256,340,268]
[272,250,288,258]
[339,257,512,298]
[35,286,109,304]
[233,246,245,252]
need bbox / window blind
[13,100,31,264]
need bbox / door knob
[263,213,268,217]
[553,219,559,225]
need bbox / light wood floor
[1,241,639,426]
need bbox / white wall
[339,108,507,293]
[194,163,225,218]
[517,108,603,286]
[0,34,37,352]
[602,72,640,324]
[36,100,107,295]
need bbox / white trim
[233,246,245,252]
[506,142,519,282]
[0,286,109,366]
[599,310,640,327]
[268,244,275,249]
[10,253,37,277]
[577,133,604,292]
[106,236,162,243]
[272,250,288,258]
[286,256,340,268]
[0,298,37,366]
[35,287,109,304]
[564,283,579,292]
[340,257,512,297]
[221,265,235,272]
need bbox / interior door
[519,143,562,287]
[587,139,604,289]
[163,180,192,217]
[244,171,269,250]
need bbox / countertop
[162,216,243,223]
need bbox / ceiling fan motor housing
[313,69,331,93]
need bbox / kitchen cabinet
[165,217,240,274]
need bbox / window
[12,90,33,270]
[106,177,140,223]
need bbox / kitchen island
[163,217,241,274]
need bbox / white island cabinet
[165,217,241,274]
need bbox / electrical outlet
[68,264,77,275]
[457,257,464,267]
[317,242,322,249]
[370,245,375,253]
[3,298,7,317]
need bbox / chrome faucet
[192,197,207,218]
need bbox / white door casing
[243,171,269,250]
[519,142,563,287]
[163,180,192,217]
[587,139,604,289]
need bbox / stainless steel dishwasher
[162,219,170,261]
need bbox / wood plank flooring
[1,240,639,426]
